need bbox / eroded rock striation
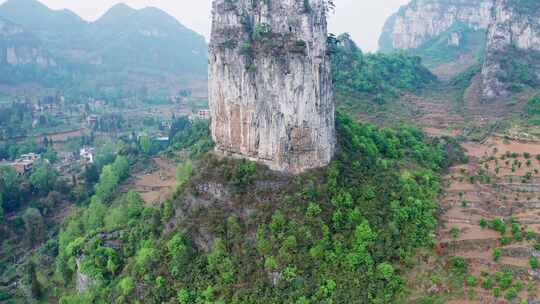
[481,0,540,99]
[209,0,335,174]
[379,0,492,51]
[0,17,55,68]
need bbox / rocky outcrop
[208,0,335,174]
[381,0,540,101]
[481,0,540,100]
[379,0,492,51]
[5,46,56,67]
[75,256,92,293]
[0,17,55,68]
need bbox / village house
[80,147,95,164]
[33,104,44,113]
[190,109,210,121]
[87,114,99,125]
[198,109,210,120]
[10,153,40,175]
[19,153,40,163]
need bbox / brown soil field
[402,81,540,302]
[41,128,84,142]
[429,137,540,303]
[120,156,177,205]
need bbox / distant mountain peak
[0,0,86,32]
[99,3,176,20]
[3,0,48,9]
[102,2,137,16]
[95,3,189,34]
[1,0,80,16]
[99,3,172,19]
[0,0,208,81]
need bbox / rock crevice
[209,0,335,174]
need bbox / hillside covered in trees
[42,110,461,303]
[331,34,436,105]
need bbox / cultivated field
[120,156,177,205]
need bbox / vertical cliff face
[209,0,335,174]
[481,0,540,100]
[0,17,55,68]
[379,0,492,51]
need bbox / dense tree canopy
[30,161,58,195]
[331,33,435,104]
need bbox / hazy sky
[0,0,409,52]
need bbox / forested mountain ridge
[86,3,207,75]
[381,0,540,101]
[379,0,491,77]
[330,33,438,125]
[0,0,208,89]
[332,33,435,102]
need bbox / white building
[80,147,95,164]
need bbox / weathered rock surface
[75,256,92,293]
[379,0,492,51]
[208,0,335,174]
[0,17,55,68]
[381,0,540,101]
[481,0,540,100]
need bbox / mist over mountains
[0,0,208,91]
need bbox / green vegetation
[0,100,73,141]
[479,218,487,229]
[52,110,455,303]
[0,136,130,301]
[466,275,477,287]
[492,248,502,262]
[495,46,540,92]
[530,256,539,270]
[525,94,540,125]
[506,0,540,14]
[176,160,193,189]
[489,218,507,234]
[54,154,132,286]
[169,116,214,157]
[450,227,460,239]
[0,161,61,216]
[411,22,486,67]
[331,34,435,105]
[94,156,130,203]
[505,287,518,300]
